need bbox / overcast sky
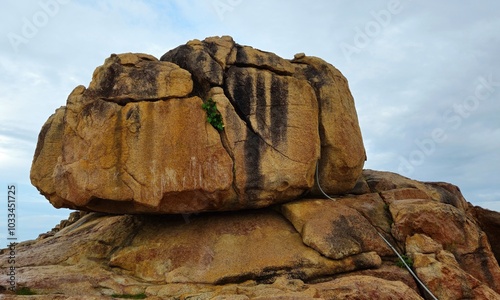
[1,0,499,241]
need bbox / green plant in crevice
[202,98,224,131]
[396,254,414,268]
[16,287,37,295]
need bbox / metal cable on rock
[315,163,336,201]
[314,162,439,300]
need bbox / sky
[1,0,499,241]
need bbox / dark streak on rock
[161,46,203,97]
[215,265,307,285]
[228,67,254,126]
[161,45,222,99]
[298,64,337,177]
[204,41,220,58]
[270,74,288,144]
[125,106,135,120]
[95,59,122,99]
[235,45,248,66]
[326,216,362,258]
[80,99,112,119]
[114,107,123,177]
[125,105,141,134]
[243,128,262,201]
[128,61,158,99]
[255,72,267,134]
[479,247,496,289]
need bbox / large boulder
[30,36,365,214]
[3,170,500,299]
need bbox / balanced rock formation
[30,36,365,214]
[19,36,500,299]
[2,170,500,299]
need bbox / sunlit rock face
[30,36,365,214]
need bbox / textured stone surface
[410,250,500,300]
[55,93,234,213]
[30,107,66,204]
[292,55,366,195]
[108,210,381,284]
[390,199,500,292]
[87,52,193,103]
[281,197,392,260]
[471,205,500,263]
[3,170,500,299]
[31,36,365,214]
[313,275,424,300]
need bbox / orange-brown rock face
[30,36,365,214]
[3,170,500,299]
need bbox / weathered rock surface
[19,35,500,300]
[3,170,500,299]
[30,36,365,214]
[470,205,500,263]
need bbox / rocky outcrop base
[2,170,500,299]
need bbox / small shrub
[202,98,224,131]
[396,254,413,268]
[16,287,37,295]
